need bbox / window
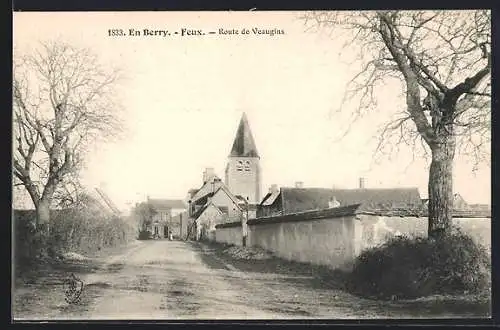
[236,160,243,171]
[244,160,251,171]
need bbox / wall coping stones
[214,204,491,230]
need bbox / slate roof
[275,187,423,214]
[229,113,259,158]
[147,198,186,210]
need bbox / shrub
[138,229,151,240]
[13,208,135,267]
[346,229,491,300]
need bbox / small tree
[302,10,491,238]
[13,41,123,234]
[132,202,157,232]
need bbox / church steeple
[229,113,259,158]
[225,112,261,206]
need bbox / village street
[13,239,489,320]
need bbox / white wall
[215,225,243,246]
[248,216,357,270]
[355,214,491,253]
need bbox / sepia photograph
[12,10,491,320]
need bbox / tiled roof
[331,187,423,211]
[280,188,334,214]
[279,187,423,214]
[147,199,186,210]
[229,113,259,158]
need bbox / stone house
[185,113,262,240]
[147,198,187,238]
[192,201,225,241]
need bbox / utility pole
[242,197,249,247]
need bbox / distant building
[187,172,246,240]
[225,112,262,209]
[146,198,187,238]
[186,113,261,240]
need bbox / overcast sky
[13,11,491,211]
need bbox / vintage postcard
[12,10,491,320]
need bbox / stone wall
[355,214,491,252]
[248,215,357,270]
[215,204,362,270]
[214,205,491,270]
[214,222,243,246]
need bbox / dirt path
[79,240,284,319]
[13,240,490,320]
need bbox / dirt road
[13,240,490,320]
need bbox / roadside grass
[13,259,102,319]
[12,241,138,320]
[193,240,491,318]
[192,240,347,286]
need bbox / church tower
[225,113,262,205]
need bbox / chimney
[359,177,366,189]
[329,196,341,208]
[268,184,279,194]
[295,181,304,188]
[203,167,215,183]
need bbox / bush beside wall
[346,229,491,300]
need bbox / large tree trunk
[428,137,456,239]
[33,199,52,257]
[36,199,51,233]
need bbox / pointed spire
[229,112,259,158]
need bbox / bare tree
[302,10,490,238]
[13,41,123,233]
[132,202,157,232]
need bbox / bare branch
[12,40,124,213]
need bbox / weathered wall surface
[248,215,356,270]
[214,205,491,271]
[356,214,491,252]
[215,224,242,246]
